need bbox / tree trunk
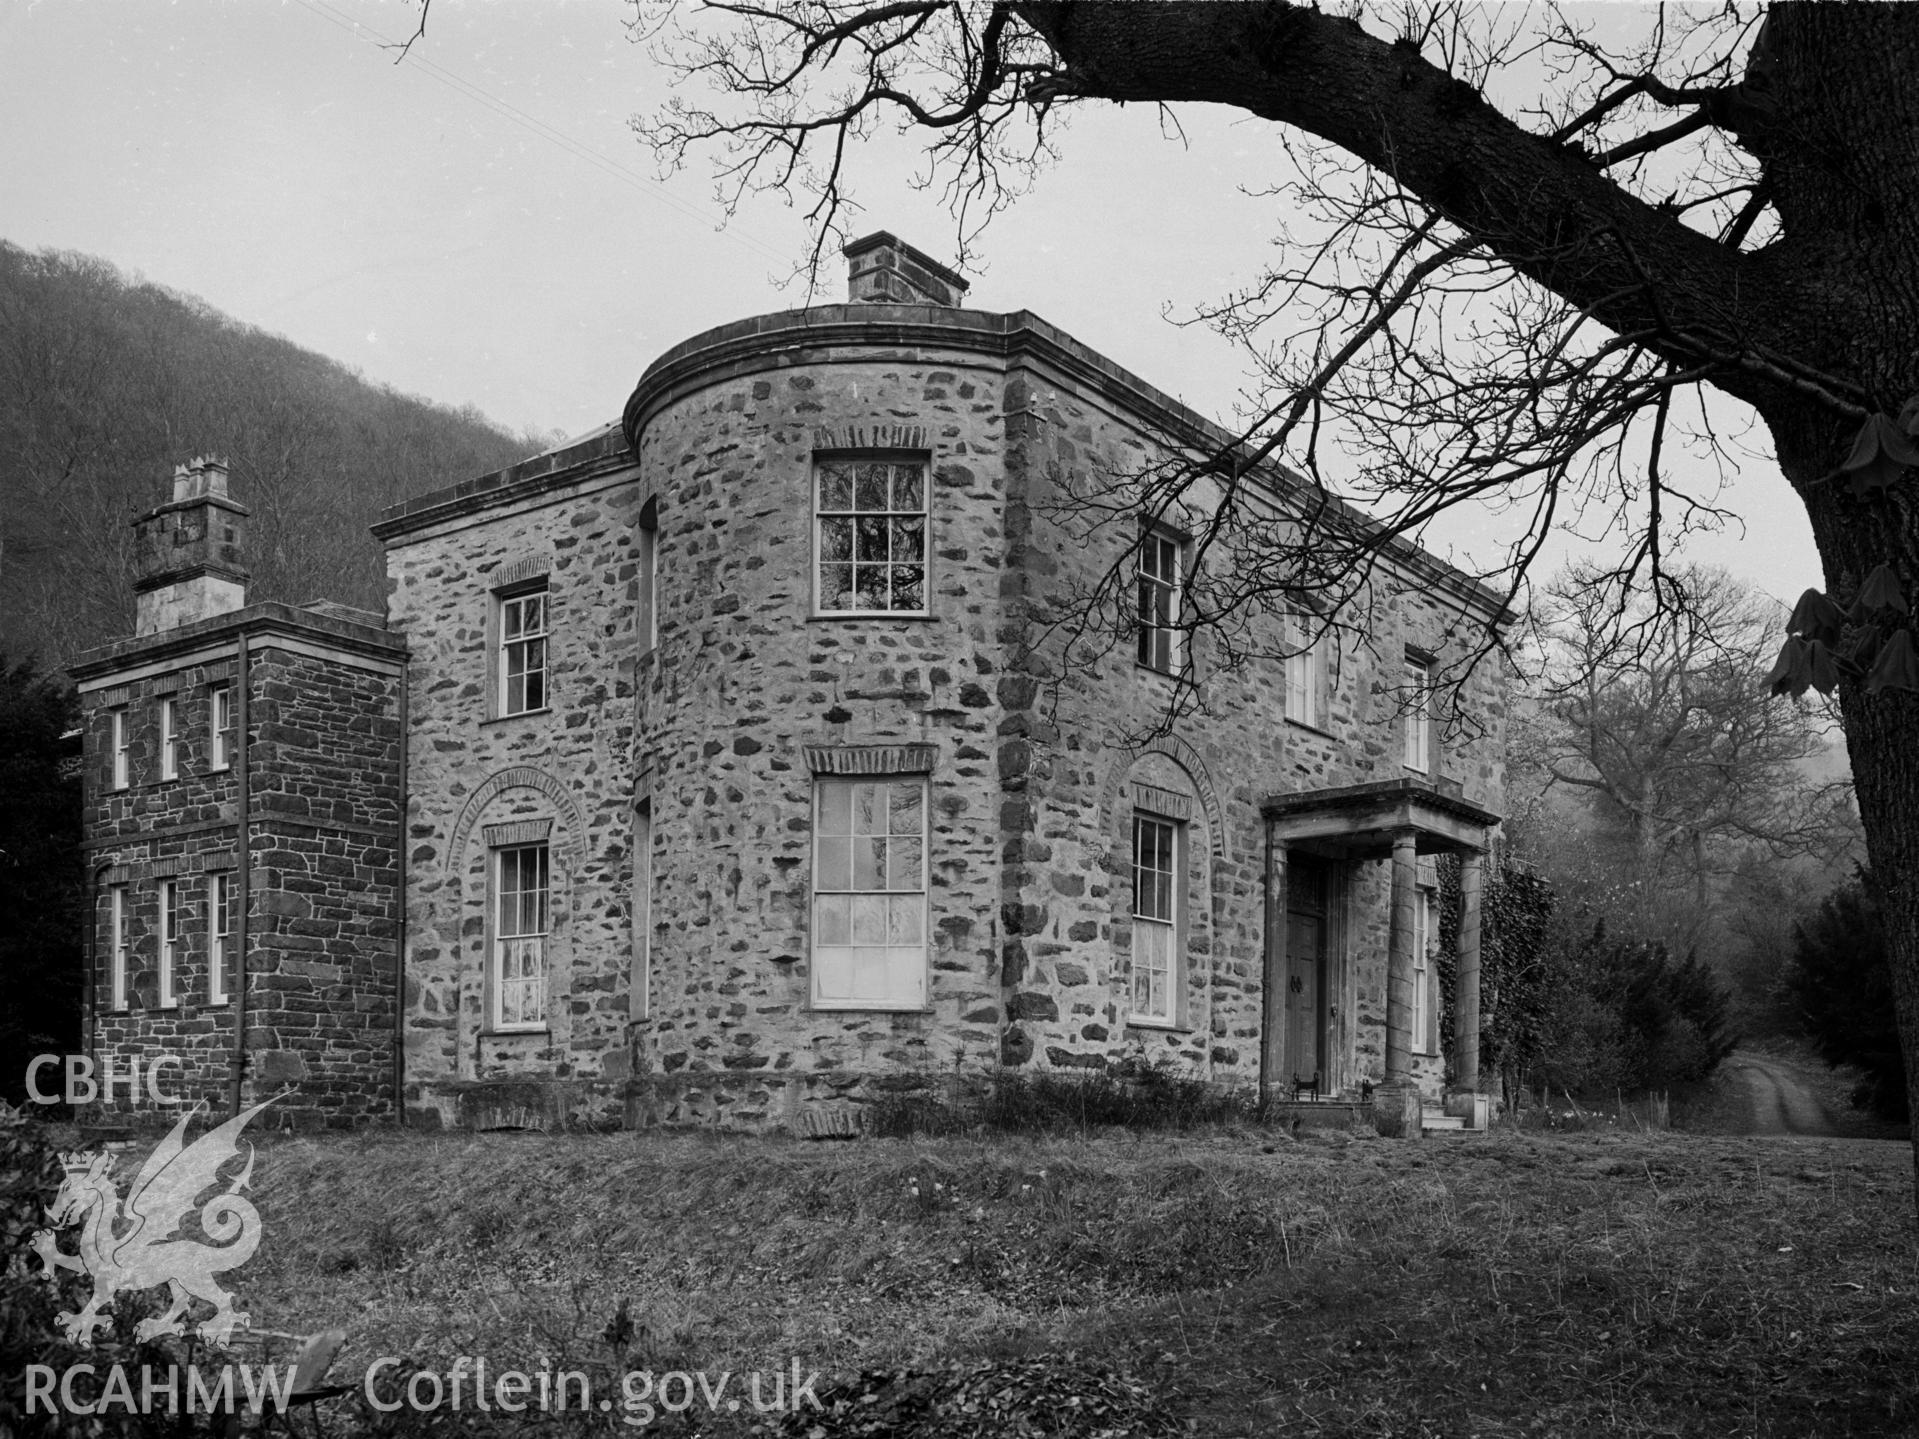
[1797,468,1919,1199]
[1761,4,1919,1202]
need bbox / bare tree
[637,0,1919,1198]
[0,243,535,665]
[1513,561,1852,955]
[1531,564,1839,864]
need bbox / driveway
[1720,1052,1846,1136]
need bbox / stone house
[74,234,1506,1134]
[69,460,405,1127]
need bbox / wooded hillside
[0,242,544,667]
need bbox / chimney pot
[172,455,232,502]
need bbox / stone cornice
[372,426,632,542]
[620,304,1509,622]
[1262,777,1503,845]
[68,601,407,684]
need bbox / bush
[0,1117,216,1437]
[1786,871,1909,1120]
[1533,923,1739,1097]
[0,658,83,1103]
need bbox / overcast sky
[0,0,1820,603]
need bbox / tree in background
[0,244,547,668]
[1511,562,1859,1003]
[1525,565,1845,883]
[1788,870,1908,1120]
[0,657,82,1103]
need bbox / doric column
[1385,829,1417,1086]
[1456,849,1485,1094]
[1259,834,1289,1097]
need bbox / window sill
[806,612,936,624]
[1124,1017,1193,1034]
[1134,661,1192,683]
[482,708,552,728]
[807,1002,935,1014]
[1284,716,1336,740]
[484,1027,551,1038]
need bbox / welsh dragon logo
[29,1096,277,1347]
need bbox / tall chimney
[131,457,250,636]
[843,231,969,307]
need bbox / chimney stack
[843,232,969,308]
[131,456,250,636]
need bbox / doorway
[1285,854,1332,1090]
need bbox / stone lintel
[1131,782,1192,821]
[484,818,554,848]
[803,743,938,776]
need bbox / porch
[1259,777,1501,1137]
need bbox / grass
[868,1060,1259,1137]
[196,1119,1919,1438]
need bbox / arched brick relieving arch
[1096,735,1229,868]
[448,766,590,873]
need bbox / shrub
[1786,870,1909,1120]
[0,1118,220,1437]
[1532,923,1739,1097]
[0,657,83,1103]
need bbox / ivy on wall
[1433,855,1557,1094]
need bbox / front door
[1285,856,1330,1088]
[1285,913,1324,1085]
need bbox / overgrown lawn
[226,1124,1919,1437]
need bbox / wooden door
[1285,911,1325,1084]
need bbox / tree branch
[1010,1,1803,414]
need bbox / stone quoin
[74,234,1506,1134]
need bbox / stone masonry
[378,234,1509,1133]
[373,431,639,1130]
[72,459,404,1129]
[73,240,1507,1136]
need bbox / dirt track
[1720,1052,1846,1136]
